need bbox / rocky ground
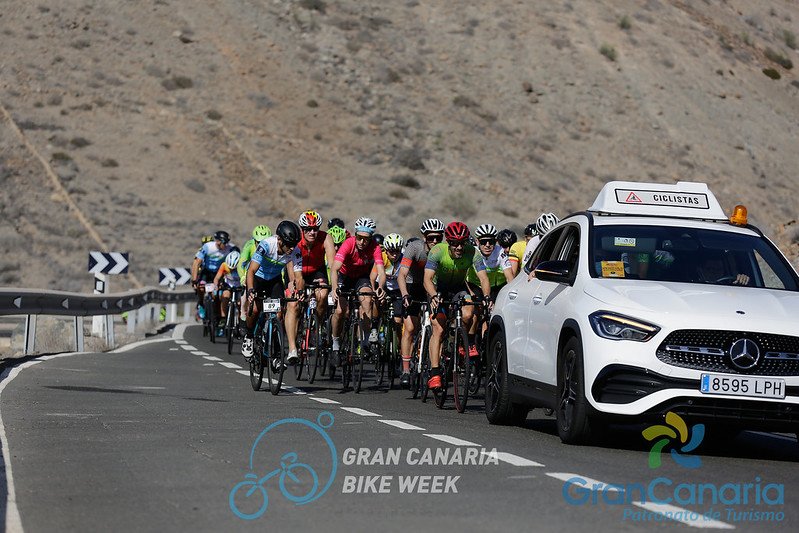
[1,0,798,292]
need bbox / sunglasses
[447,240,466,248]
[425,234,443,243]
[355,234,372,242]
[479,239,496,246]
[302,227,319,233]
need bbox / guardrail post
[92,274,108,338]
[137,306,146,329]
[127,310,136,333]
[74,316,84,352]
[183,302,192,322]
[106,314,115,349]
[24,314,37,355]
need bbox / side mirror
[534,260,572,284]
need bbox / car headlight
[589,311,660,342]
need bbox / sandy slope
[0,0,797,291]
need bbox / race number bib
[263,298,281,312]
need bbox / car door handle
[532,294,543,304]
[508,291,518,300]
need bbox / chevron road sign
[159,268,192,286]
[88,251,129,275]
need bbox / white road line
[483,451,544,467]
[632,502,734,529]
[309,397,341,404]
[546,473,623,492]
[172,323,191,340]
[218,362,242,369]
[125,386,166,390]
[192,351,209,356]
[340,407,381,417]
[379,420,425,430]
[203,363,214,366]
[181,345,197,351]
[423,434,480,446]
[169,348,179,351]
[202,356,223,361]
[236,370,250,376]
[174,340,187,344]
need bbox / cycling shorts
[253,276,285,299]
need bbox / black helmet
[276,220,301,247]
[213,230,230,244]
[524,223,537,238]
[497,229,517,248]
[328,217,345,229]
[373,233,385,246]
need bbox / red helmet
[445,221,470,242]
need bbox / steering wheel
[711,275,737,285]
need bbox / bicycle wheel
[388,328,399,390]
[469,330,487,395]
[269,318,287,395]
[206,294,216,344]
[376,324,387,388]
[308,313,321,384]
[453,326,472,413]
[250,325,265,391]
[321,315,331,377]
[418,325,432,402]
[351,319,364,393]
[226,300,236,355]
[434,334,451,409]
[294,312,307,381]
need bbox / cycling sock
[332,337,340,351]
[401,356,411,372]
[430,366,441,376]
[468,333,476,345]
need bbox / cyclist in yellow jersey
[507,225,534,277]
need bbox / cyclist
[508,225,533,276]
[423,222,491,390]
[329,217,386,366]
[192,230,234,317]
[328,217,351,241]
[468,224,513,346]
[373,233,405,358]
[328,225,347,251]
[242,221,304,363]
[396,218,444,388]
[285,211,336,364]
[522,212,559,266]
[238,225,272,319]
[213,251,242,336]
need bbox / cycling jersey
[399,238,427,285]
[425,243,484,292]
[238,238,258,279]
[252,236,302,281]
[297,230,328,275]
[196,241,232,273]
[217,263,242,288]
[522,235,542,266]
[508,240,526,265]
[380,250,402,291]
[467,245,511,287]
[334,236,383,278]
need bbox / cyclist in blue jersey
[242,221,304,362]
[191,230,234,316]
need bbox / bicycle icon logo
[229,411,337,520]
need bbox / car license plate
[700,373,786,399]
[263,299,281,312]
[328,295,335,306]
[204,283,215,294]
[309,298,317,310]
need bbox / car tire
[485,331,529,425]
[556,336,594,444]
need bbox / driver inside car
[698,253,750,286]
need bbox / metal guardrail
[0,287,195,355]
[0,287,194,316]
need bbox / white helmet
[535,212,559,235]
[225,251,241,269]
[354,217,377,234]
[383,233,404,251]
[419,218,445,234]
[474,223,498,239]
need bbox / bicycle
[294,282,329,384]
[431,296,475,413]
[375,295,402,389]
[225,286,245,355]
[408,300,432,401]
[469,299,493,396]
[201,282,218,343]
[229,452,319,520]
[249,294,296,395]
[337,289,377,393]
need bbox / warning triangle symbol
[625,192,643,203]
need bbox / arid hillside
[1,0,798,291]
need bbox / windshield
[590,224,799,291]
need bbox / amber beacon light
[729,204,748,226]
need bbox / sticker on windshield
[614,237,636,247]
[601,261,625,278]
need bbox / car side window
[557,226,580,273]
[524,227,565,274]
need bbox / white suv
[486,181,799,443]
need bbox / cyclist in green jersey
[238,225,271,318]
[423,222,491,390]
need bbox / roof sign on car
[589,181,727,221]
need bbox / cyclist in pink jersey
[329,217,386,366]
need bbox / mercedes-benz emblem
[728,338,760,370]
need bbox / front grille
[656,330,799,376]
[647,397,799,431]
